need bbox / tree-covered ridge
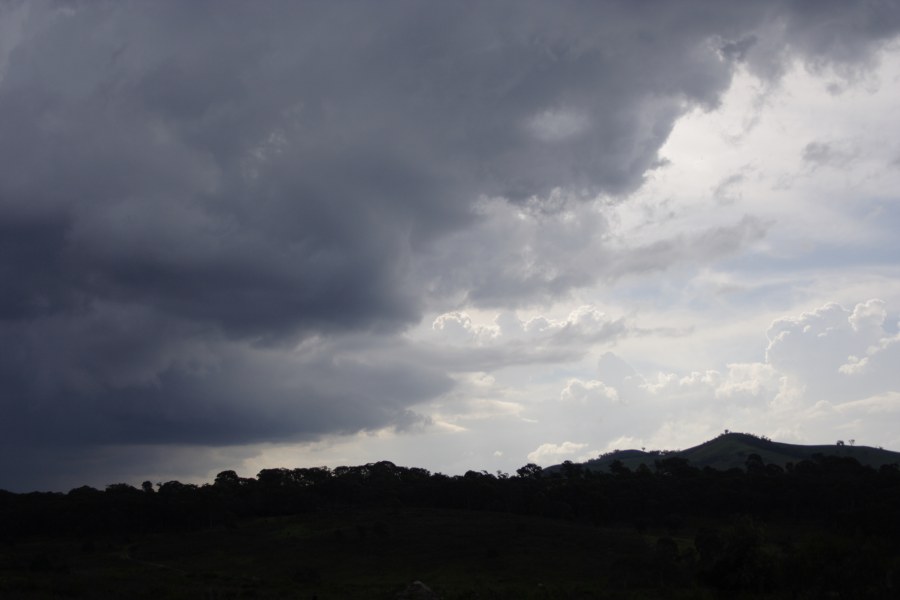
[556,431,900,474]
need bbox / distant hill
[547,432,900,474]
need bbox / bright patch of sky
[259,48,900,480]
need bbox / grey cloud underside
[3,326,452,446]
[2,0,900,487]
[4,1,897,331]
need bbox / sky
[2,1,900,492]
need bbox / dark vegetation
[1,433,899,598]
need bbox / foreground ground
[3,504,894,599]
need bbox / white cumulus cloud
[527,441,588,464]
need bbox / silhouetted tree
[515,463,542,479]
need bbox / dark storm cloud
[780,0,900,65]
[2,1,900,490]
[2,324,451,447]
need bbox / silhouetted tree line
[3,454,900,595]
[2,453,899,545]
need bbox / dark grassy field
[0,506,719,599]
[5,505,888,599]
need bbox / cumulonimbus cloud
[2,1,900,490]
